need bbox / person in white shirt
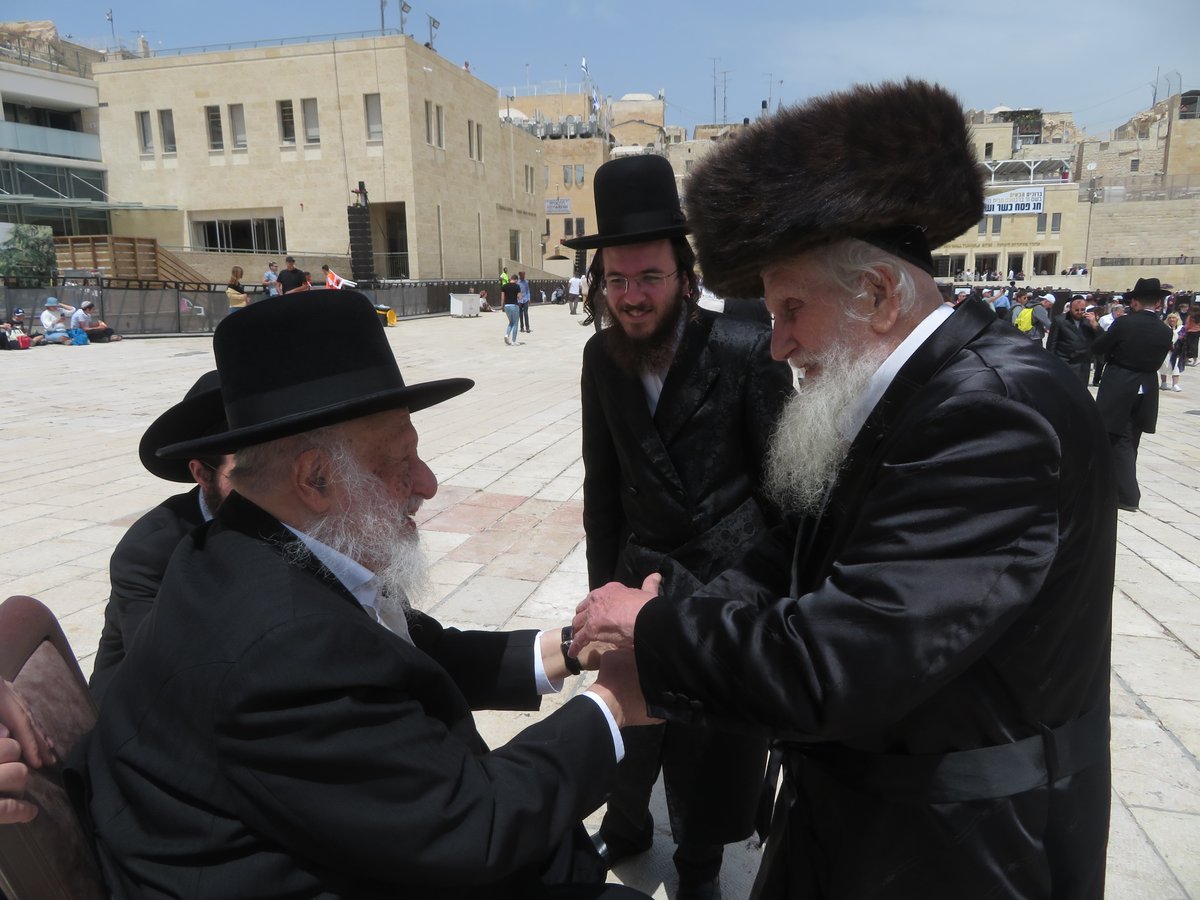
[567,272,584,316]
[39,297,76,345]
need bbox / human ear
[866,267,902,335]
[294,448,334,514]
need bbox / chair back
[0,595,105,900]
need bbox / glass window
[977,217,987,234]
[424,100,433,144]
[509,229,521,260]
[435,104,444,148]
[205,105,223,150]
[476,123,484,161]
[991,216,1001,235]
[467,119,475,157]
[229,103,247,149]
[563,165,573,187]
[1051,213,1062,233]
[1130,158,1140,172]
[158,109,176,153]
[575,218,584,236]
[575,164,585,186]
[364,93,383,141]
[136,111,153,154]
[1036,213,1047,234]
[301,98,320,145]
[984,142,993,160]
[192,216,286,252]
[278,100,296,145]
[564,218,574,236]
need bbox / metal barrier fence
[0,277,566,336]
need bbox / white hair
[814,238,922,322]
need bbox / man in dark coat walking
[573,80,1117,900]
[564,155,794,899]
[1092,277,1174,511]
[88,370,232,706]
[1046,295,1099,384]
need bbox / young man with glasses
[564,155,793,900]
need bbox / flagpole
[107,9,116,49]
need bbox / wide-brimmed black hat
[1127,277,1171,301]
[158,292,473,458]
[139,370,227,482]
[562,155,690,250]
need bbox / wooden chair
[0,595,106,900]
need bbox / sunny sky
[10,0,1197,138]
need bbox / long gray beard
[288,459,430,625]
[765,340,890,514]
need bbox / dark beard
[601,294,688,376]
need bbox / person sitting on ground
[39,297,77,345]
[2,308,40,347]
[70,299,122,342]
[226,266,250,311]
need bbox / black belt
[781,704,1109,805]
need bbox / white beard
[765,339,890,514]
[298,455,431,624]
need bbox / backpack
[1014,306,1034,333]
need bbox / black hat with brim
[1127,277,1171,301]
[158,293,473,458]
[562,155,690,250]
[139,370,227,482]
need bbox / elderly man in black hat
[1092,276,1174,511]
[88,371,232,705]
[563,155,793,900]
[74,294,650,900]
[572,80,1117,899]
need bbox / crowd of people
[0,296,123,349]
[0,77,1186,900]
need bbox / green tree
[0,225,56,285]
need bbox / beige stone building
[94,34,545,282]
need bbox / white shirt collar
[639,312,688,416]
[839,302,955,443]
[283,525,412,643]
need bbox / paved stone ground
[1,302,1196,898]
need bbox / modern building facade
[93,33,546,281]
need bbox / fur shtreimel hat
[685,79,984,299]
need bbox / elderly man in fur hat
[73,293,651,900]
[572,80,1116,899]
[563,155,794,899]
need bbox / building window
[364,93,383,141]
[192,216,286,253]
[509,229,521,260]
[158,109,176,153]
[544,166,549,188]
[424,100,433,144]
[1036,213,1047,234]
[575,164,585,186]
[564,218,574,236]
[685,160,694,173]
[278,100,296,145]
[205,105,223,150]
[1130,158,1140,172]
[563,164,573,187]
[435,104,444,148]
[136,110,153,154]
[984,142,993,161]
[467,119,475,157]
[1051,212,1062,234]
[228,104,247,149]
[977,217,987,235]
[575,217,584,236]
[991,216,1001,235]
[476,122,484,161]
[301,98,320,145]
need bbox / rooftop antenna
[711,58,719,123]
[105,9,116,49]
[719,69,732,124]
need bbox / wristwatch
[560,626,581,676]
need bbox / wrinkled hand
[0,739,36,823]
[590,649,662,728]
[571,573,662,655]
[0,680,53,769]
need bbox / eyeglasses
[602,269,680,296]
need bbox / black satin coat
[74,493,617,899]
[1092,308,1173,436]
[634,300,1116,899]
[581,308,794,843]
[89,487,204,706]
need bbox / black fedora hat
[158,292,473,458]
[562,155,690,250]
[1127,277,1171,301]
[139,370,226,482]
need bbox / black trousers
[520,303,531,331]
[1109,425,1143,508]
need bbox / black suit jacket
[581,309,794,594]
[1093,308,1173,435]
[634,300,1116,899]
[89,487,205,705]
[1046,313,1096,364]
[75,493,617,899]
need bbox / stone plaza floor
[1,301,1197,898]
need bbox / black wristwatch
[560,626,581,675]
